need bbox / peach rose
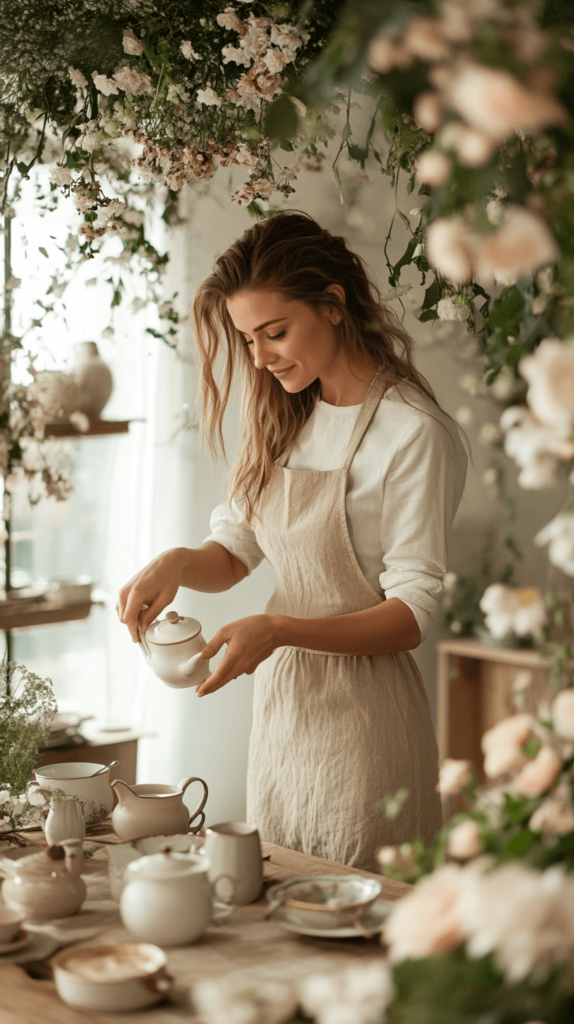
[474,206,558,286]
[413,91,443,133]
[403,17,450,62]
[447,62,569,141]
[367,32,413,74]
[514,746,562,798]
[481,713,536,778]
[551,689,574,741]
[440,122,496,168]
[530,784,574,835]
[447,819,481,860]
[438,758,472,796]
[425,217,473,284]
[384,864,465,961]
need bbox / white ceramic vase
[72,341,113,420]
[45,795,86,846]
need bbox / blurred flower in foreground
[299,962,395,1024]
[535,513,574,576]
[500,405,574,490]
[438,758,472,795]
[479,583,547,638]
[481,713,537,778]
[447,819,481,859]
[520,338,574,439]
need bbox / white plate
[0,929,29,954]
[271,897,394,938]
[0,931,58,964]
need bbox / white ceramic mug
[203,822,263,905]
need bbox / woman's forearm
[179,541,249,593]
[274,597,422,655]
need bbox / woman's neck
[319,356,379,407]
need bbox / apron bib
[247,370,442,871]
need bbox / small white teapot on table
[138,611,210,689]
[120,850,233,946]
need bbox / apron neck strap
[341,367,387,470]
[275,367,387,469]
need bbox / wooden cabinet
[35,732,140,786]
[436,638,574,778]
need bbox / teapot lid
[146,611,201,646]
[127,850,203,879]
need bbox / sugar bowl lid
[146,611,201,646]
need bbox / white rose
[92,72,119,96]
[384,864,465,961]
[447,62,568,141]
[438,758,472,796]
[0,788,11,805]
[425,217,473,284]
[437,294,471,321]
[113,66,153,95]
[514,746,562,797]
[68,66,87,87]
[474,206,558,286]
[447,819,481,859]
[535,513,574,576]
[413,90,442,133]
[552,689,574,741]
[123,28,144,56]
[441,121,496,168]
[181,40,201,60]
[519,338,574,438]
[196,87,222,107]
[50,166,72,186]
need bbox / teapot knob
[165,611,180,622]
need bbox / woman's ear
[324,283,345,324]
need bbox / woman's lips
[272,365,295,378]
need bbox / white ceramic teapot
[120,850,233,946]
[138,611,210,689]
[0,839,86,919]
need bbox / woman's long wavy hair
[193,211,442,522]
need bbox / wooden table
[0,832,409,1024]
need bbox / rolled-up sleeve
[378,416,467,641]
[204,500,266,575]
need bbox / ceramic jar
[72,341,113,420]
[45,794,86,846]
[0,839,86,919]
[120,851,232,946]
[33,762,114,826]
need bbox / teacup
[33,762,114,826]
[203,822,263,905]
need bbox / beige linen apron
[247,370,442,871]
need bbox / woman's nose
[252,338,275,370]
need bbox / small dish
[271,898,393,938]
[0,906,25,943]
[53,942,171,1012]
[0,928,29,954]
[0,931,58,964]
[265,874,382,930]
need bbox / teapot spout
[111,778,139,807]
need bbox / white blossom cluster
[0,782,49,832]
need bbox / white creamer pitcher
[138,611,210,689]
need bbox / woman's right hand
[116,548,187,642]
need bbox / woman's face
[225,287,344,394]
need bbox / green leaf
[38,246,48,258]
[422,278,441,311]
[419,309,439,322]
[391,237,417,283]
[264,95,299,143]
[504,829,535,857]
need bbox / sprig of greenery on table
[0,660,56,830]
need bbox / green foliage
[388,950,574,1024]
[0,660,56,797]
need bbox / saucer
[270,898,394,938]
[0,929,29,955]
[0,930,58,963]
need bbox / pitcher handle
[178,776,208,834]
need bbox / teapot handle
[178,776,208,834]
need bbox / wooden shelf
[0,599,92,630]
[437,637,574,670]
[44,419,135,438]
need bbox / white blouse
[204,383,467,641]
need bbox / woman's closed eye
[242,330,285,346]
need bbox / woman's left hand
[196,615,282,696]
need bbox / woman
[118,212,467,871]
